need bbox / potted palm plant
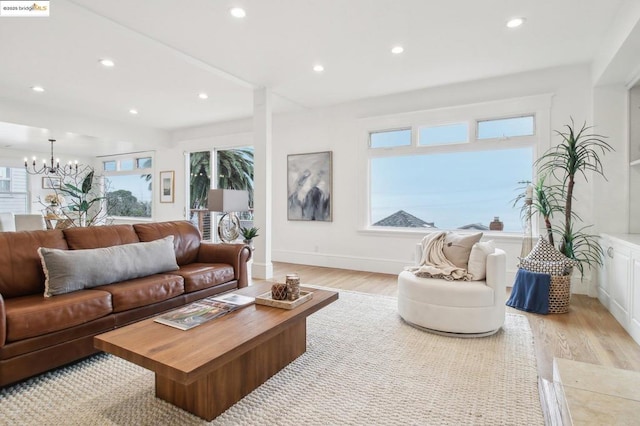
[516,118,613,276]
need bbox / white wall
[266,64,594,291]
[165,64,596,291]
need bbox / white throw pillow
[467,240,495,281]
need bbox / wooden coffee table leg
[155,319,307,421]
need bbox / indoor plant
[240,226,259,246]
[516,119,613,275]
[56,168,106,227]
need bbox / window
[477,115,534,139]
[370,129,411,148]
[0,167,28,214]
[419,123,468,146]
[0,167,10,192]
[187,148,254,242]
[102,156,153,218]
[367,108,540,233]
[370,148,532,231]
[103,161,116,172]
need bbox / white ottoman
[397,249,506,336]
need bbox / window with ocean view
[368,112,537,232]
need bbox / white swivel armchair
[398,243,506,337]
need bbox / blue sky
[370,117,534,232]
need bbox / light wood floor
[254,262,640,381]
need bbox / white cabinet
[599,234,640,345]
[609,244,630,325]
[631,252,640,343]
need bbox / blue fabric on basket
[506,268,551,314]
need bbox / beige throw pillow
[467,240,495,280]
[442,232,483,270]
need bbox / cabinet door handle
[607,247,614,258]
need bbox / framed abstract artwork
[287,151,332,221]
[159,170,175,203]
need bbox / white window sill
[357,227,524,241]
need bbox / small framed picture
[42,176,62,189]
[159,170,175,203]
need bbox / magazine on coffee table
[210,292,255,307]
[154,297,240,330]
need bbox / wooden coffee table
[94,282,338,421]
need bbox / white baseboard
[597,287,611,308]
[252,261,274,280]
[273,249,521,285]
[272,249,408,275]
[272,249,596,295]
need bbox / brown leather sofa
[0,220,251,387]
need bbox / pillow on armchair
[467,240,495,280]
[442,232,483,270]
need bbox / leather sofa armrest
[0,293,5,347]
[197,243,252,288]
[485,248,507,303]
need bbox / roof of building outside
[373,210,435,228]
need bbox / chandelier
[24,139,79,176]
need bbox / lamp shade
[207,189,249,213]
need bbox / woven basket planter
[548,274,571,314]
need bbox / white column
[252,87,273,279]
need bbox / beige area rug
[0,290,543,425]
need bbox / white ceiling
[0,0,628,155]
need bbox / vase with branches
[515,119,613,275]
[55,167,107,227]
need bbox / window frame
[475,114,536,140]
[358,94,553,236]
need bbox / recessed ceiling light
[198,93,209,99]
[31,86,45,92]
[230,7,246,18]
[506,17,525,28]
[391,46,404,54]
[313,64,324,73]
[129,109,138,115]
[99,58,115,67]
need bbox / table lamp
[207,189,249,243]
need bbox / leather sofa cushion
[5,290,112,342]
[63,224,140,249]
[39,236,179,297]
[94,274,184,313]
[134,221,201,266]
[0,229,68,298]
[168,263,235,293]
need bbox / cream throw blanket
[406,232,472,281]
